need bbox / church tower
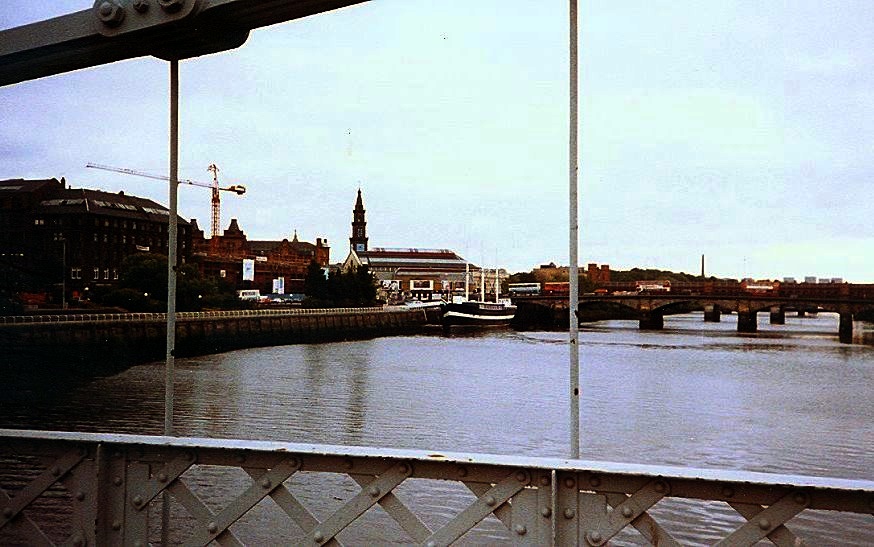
[350,188,368,252]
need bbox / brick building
[0,177,191,304]
[190,218,330,294]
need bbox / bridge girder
[0,0,370,87]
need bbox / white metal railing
[0,429,871,545]
[0,307,406,325]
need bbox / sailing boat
[441,263,517,327]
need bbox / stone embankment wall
[0,307,439,370]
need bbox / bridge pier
[703,304,721,322]
[639,311,664,330]
[839,313,853,344]
[737,312,757,333]
[769,306,785,325]
[796,309,806,317]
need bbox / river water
[1,312,873,544]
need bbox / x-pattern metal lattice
[2,431,873,546]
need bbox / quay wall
[0,307,439,370]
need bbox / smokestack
[701,254,705,278]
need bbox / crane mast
[208,164,221,239]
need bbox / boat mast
[494,268,499,302]
[480,266,485,302]
[465,262,470,300]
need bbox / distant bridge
[514,291,874,343]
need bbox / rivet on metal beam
[457,466,467,478]
[758,518,771,531]
[399,462,411,475]
[586,530,604,545]
[793,492,809,506]
[95,1,126,26]
[261,478,272,489]
[2,507,13,518]
[313,530,325,543]
[621,506,634,518]
[157,0,185,13]
[75,491,85,501]
[207,522,218,534]
[588,476,600,488]
[425,541,437,547]
[113,477,123,486]
[51,466,61,477]
[111,520,122,531]
[132,495,143,507]
[369,486,381,497]
[722,486,735,498]
[565,477,577,488]
[514,524,527,536]
[72,534,85,547]
[564,507,576,519]
[654,480,668,494]
[344,459,354,470]
[540,506,552,518]
[540,475,550,486]
[516,471,528,483]
[133,0,150,13]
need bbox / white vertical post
[166,60,178,437]
[568,0,580,459]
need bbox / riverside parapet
[1,307,440,370]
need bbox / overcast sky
[2,1,873,281]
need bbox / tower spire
[350,188,368,252]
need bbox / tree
[304,260,328,301]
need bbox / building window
[71,268,81,280]
[34,219,45,225]
[103,269,109,280]
[123,235,127,244]
[93,268,99,280]
[103,234,108,243]
[220,270,226,278]
[113,269,118,280]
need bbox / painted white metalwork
[1,429,871,545]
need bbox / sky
[2,1,874,281]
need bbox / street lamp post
[59,237,67,310]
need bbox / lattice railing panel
[2,430,872,545]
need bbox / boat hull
[442,301,516,327]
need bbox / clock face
[356,243,365,251]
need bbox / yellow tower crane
[85,162,246,239]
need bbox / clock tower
[350,188,368,253]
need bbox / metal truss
[1,429,872,545]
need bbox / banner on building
[273,277,285,294]
[242,259,255,281]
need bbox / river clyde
[2,311,873,543]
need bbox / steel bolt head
[157,473,168,483]
[313,530,325,543]
[540,506,552,517]
[758,518,771,531]
[132,495,143,507]
[261,478,272,489]
[207,522,218,534]
[621,506,633,518]
[564,507,575,519]
[484,495,496,507]
[157,0,185,13]
[514,524,527,536]
[369,486,381,497]
[95,0,125,26]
